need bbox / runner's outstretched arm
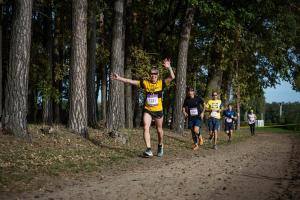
[110,73,140,86]
[162,58,175,86]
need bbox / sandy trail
[2,133,300,200]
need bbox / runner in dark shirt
[182,87,205,150]
[223,104,237,142]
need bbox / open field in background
[256,124,300,135]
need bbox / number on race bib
[146,94,158,106]
[210,111,217,118]
[226,118,233,123]
[189,108,198,116]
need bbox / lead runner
[110,59,175,157]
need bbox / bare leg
[213,130,218,145]
[143,113,152,148]
[154,117,164,145]
[229,130,233,141]
[193,126,200,135]
[209,131,213,143]
[193,126,202,145]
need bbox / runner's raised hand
[110,73,119,80]
[162,58,171,69]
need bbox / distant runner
[205,91,223,150]
[247,109,257,135]
[223,104,237,142]
[110,59,175,157]
[182,87,205,150]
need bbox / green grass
[256,126,300,136]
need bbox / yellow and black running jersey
[205,99,223,119]
[139,79,165,112]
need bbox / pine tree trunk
[124,65,133,128]
[86,0,97,127]
[226,73,232,105]
[99,12,106,122]
[204,37,224,100]
[133,87,142,128]
[53,14,61,123]
[0,2,2,128]
[124,0,133,128]
[95,70,101,120]
[3,0,33,137]
[221,68,232,105]
[101,65,107,122]
[68,0,88,137]
[107,0,125,131]
[163,88,172,127]
[235,60,241,130]
[236,84,241,130]
[119,0,126,128]
[205,70,223,99]
[43,0,54,125]
[172,7,194,134]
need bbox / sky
[264,80,300,103]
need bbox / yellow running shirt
[139,79,165,112]
[206,99,223,119]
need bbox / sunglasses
[212,94,218,96]
[151,73,158,75]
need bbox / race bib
[249,117,255,123]
[146,94,158,106]
[189,108,198,116]
[226,118,233,123]
[210,111,217,118]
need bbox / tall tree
[68,0,88,137]
[204,39,224,99]
[98,12,107,122]
[124,0,133,128]
[172,7,194,134]
[3,0,33,136]
[0,0,2,128]
[52,11,62,124]
[101,65,107,122]
[234,60,241,130]
[42,0,54,125]
[86,0,97,127]
[107,0,125,131]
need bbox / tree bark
[3,0,33,137]
[53,14,61,123]
[0,2,2,128]
[68,0,88,137]
[124,0,133,128]
[172,7,194,134]
[99,12,107,122]
[101,65,107,122]
[43,0,54,125]
[221,67,232,105]
[107,0,125,131]
[235,60,241,130]
[119,0,126,128]
[95,69,100,120]
[86,0,97,127]
[205,69,223,99]
[133,87,142,127]
[124,65,133,128]
[236,84,241,130]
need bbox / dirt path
[2,133,300,200]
